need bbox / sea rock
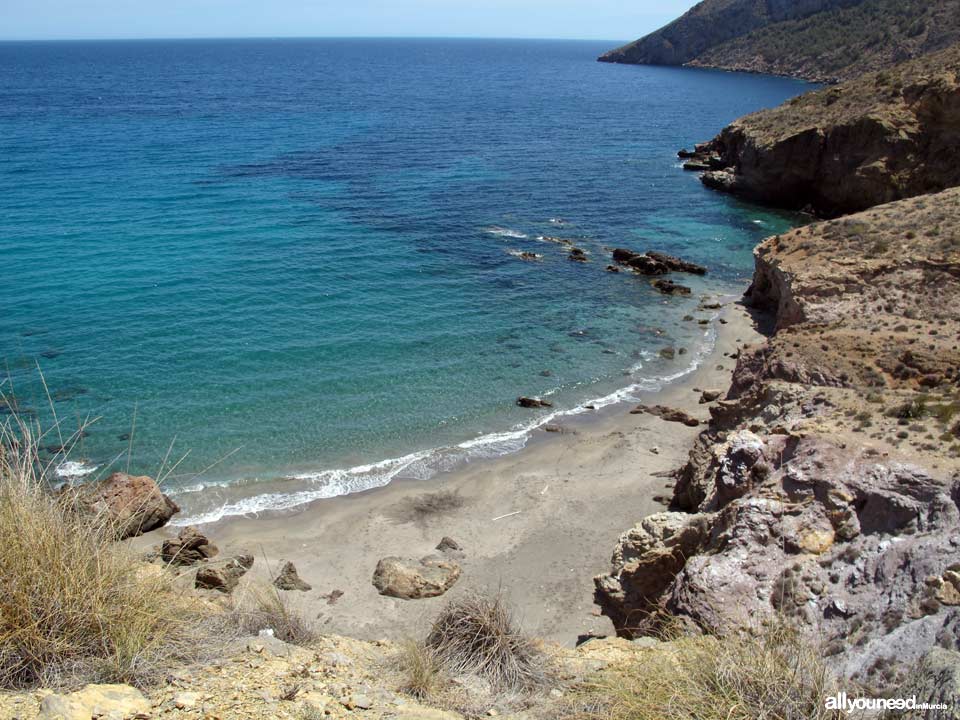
[372,555,461,599]
[517,396,553,409]
[630,404,700,427]
[568,248,588,262]
[646,251,707,275]
[161,526,218,566]
[652,279,692,296]
[682,160,711,171]
[39,684,150,720]
[75,472,179,540]
[273,560,312,592]
[195,555,254,594]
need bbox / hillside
[601,0,960,83]
[689,43,960,217]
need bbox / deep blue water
[0,39,807,522]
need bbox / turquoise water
[0,39,806,522]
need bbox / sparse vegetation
[563,622,840,720]
[0,415,198,689]
[224,584,316,646]
[398,638,445,700]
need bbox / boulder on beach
[74,472,179,540]
[372,555,461,599]
[273,560,312,592]
[195,554,254,594]
[630,404,700,427]
[161,526,219,566]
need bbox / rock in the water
[372,555,461,599]
[161,526,218,566]
[273,560,312,591]
[646,251,707,275]
[74,472,179,539]
[630,404,700,427]
[39,684,150,720]
[652,279,692,296]
[195,555,254,593]
[568,248,588,262]
[517,396,552,409]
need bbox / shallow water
[0,38,807,521]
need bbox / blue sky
[1,0,697,42]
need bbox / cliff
[595,187,960,692]
[692,44,960,217]
[601,0,960,83]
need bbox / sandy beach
[141,300,762,647]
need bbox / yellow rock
[38,684,150,720]
[798,529,835,555]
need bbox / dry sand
[143,301,762,647]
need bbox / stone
[630,404,699,427]
[372,555,461,599]
[273,560,312,591]
[652,279,692,296]
[74,472,179,539]
[436,536,462,553]
[195,555,254,593]
[173,692,201,710]
[39,684,150,720]
[161,526,218,566]
[699,389,723,403]
[517,396,552,409]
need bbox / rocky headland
[601,0,960,83]
[686,44,960,217]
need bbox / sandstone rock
[75,472,179,539]
[699,389,722,403]
[273,560,311,592]
[195,555,254,593]
[39,684,150,720]
[517,396,552,409]
[161,525,218,566]
[372,555,461,599]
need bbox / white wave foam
[56,460,98,479]
[484,226,528,239]
[173,314,724,526]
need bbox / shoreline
[140,298,763,646]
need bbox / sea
[0,38,809,524]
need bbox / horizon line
[0,34,627,44]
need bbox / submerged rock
[652,279,692,296]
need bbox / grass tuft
[398,638,445,700]
[425,593,547,692]
[0,414,198,689]
[563,621,839,720]
[223,584,316,646]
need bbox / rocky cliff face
[602,0,960,83]
[595,188,960,692]
[693,44,960,217]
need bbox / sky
[1,0,697,42]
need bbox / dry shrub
[397,638,445,700]
[425,593,547,692]
[0,416,197,688]
[393,489,466,526]
[564,621,840,720]
[224,583,316,646]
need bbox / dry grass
[564,622,841,720]
[0,415,199,689]
[391,489,466,527]
[424,593,547,692]
[397,638,445,700]
[223,583,316,646]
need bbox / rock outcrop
[694,45,960,217]
[74,472,179,540]
[273,560,312,592]
[596,187,960,693]
[195,554,254,594]
[372,555,461,600]
[39,684,151,720]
